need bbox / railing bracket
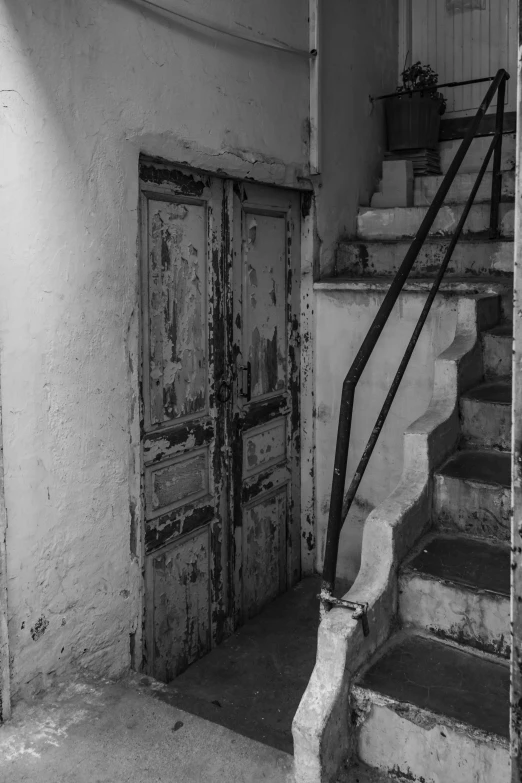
[319,590,370,637]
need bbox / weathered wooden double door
[139,161,301,681]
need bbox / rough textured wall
[317,0,399,275]
[315,288,459,581]
[510,7,522,772]
[0,0,308,702]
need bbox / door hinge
[237,362,251,402]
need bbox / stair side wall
[293,294,498,783]
[314,289,459,584]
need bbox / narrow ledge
[314,276,513,294]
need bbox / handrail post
[490,76,507,238]
[321,382,355,601]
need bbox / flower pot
[385,92,445,151]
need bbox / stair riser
[399,573,510,658]
[440,134,515,175]
[336,239,512,278]
[434,474,510,542]
[414,171,514,207]
[353,691,509,783]
[357,204,514,241]
[483,334,512,379]
[460,399,511,451]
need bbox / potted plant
[385,62,447,151]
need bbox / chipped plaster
[0,0,309,701]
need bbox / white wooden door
[402,0,517,115]
[139,163,302,680]
[231,182,301,623]
[140,162,231,682]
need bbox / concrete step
[357,203,514,241]
[434,449,511,542]
[439,133,515,175]
[336,237,513,278]
[460,378,512,451]
[414,170,514,207]
[399,534,510,658]
[353,633,509,783]
[336,760,396,782]
[483,324,513,379]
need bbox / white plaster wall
[317,0,399,275]
[315,289,459,581]
[0,0,308,701]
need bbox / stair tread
[404,534,509,596]
[486,323,513,337]
[461,378,512,405]
[416,170,513,183]
[437,449,511,487]
[356,202,514,240]
[339,237,515,246]
[336,761,395,783]
[318,276,511,289]
[358,634,509,738]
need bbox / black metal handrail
[320,69,510,631]
[370,74,500,103]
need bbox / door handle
[237,362,251,402]
[216,380,232,404]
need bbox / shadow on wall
[317,0,399,276]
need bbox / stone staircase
[351,316,511,780]
[341,136,514,781]
[337,134,516,280]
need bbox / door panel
[408,0,516,115]
[148,527,211,683]
[146,199,208,424]
[232,183,301,623]
[243,488,287,619]
[140,163,229,680]
[145,449,209,519]
[243,211,287,397]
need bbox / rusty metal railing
[320,69,510,632]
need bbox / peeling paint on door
[232,183,301,624]
[243,489,286,620]
[148,528,211,682]
[243,213,287,398]
[148,200,207,423]
[140,161,228,680]
[145,450,209,517]
[141,163,302,679]
[243,419,286,476]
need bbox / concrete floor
[0,575,390,782]
[0,673,294,783]
[158,575,323,754]
[0,673,394,783]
